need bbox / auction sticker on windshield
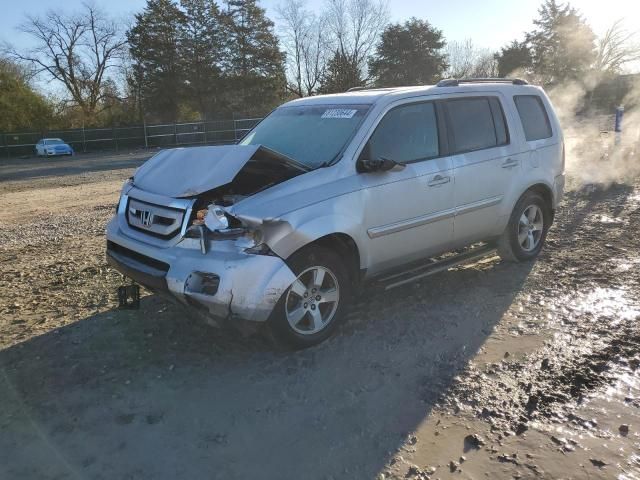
[321,109,358,119]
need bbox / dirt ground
[1,151,639,480]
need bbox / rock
[449,461,459,472]
[589,458,606,468]
[541,358,550,369]
[515,422,528,435]
[407,464,423,477]
[619,424,629,435]
[409,435,418,445]
[504,352,510,358]
[464,433,485,450]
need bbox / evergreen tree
[318,50,363,94]
[526,0,595,84]
[369,18,447,87]
[128,0,186,122]
[495,40,532,77]
[180,0,224,119]
[221,0,286,116]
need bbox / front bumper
[46,150,73,156]
[106,218,296,324]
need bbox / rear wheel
[267,246,351,349]
[498,191,551,262]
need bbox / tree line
[1,0,639,132]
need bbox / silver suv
[106,78,565,348]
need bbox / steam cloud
[547,76,640,188]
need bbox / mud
[1,151,640,479]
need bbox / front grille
[126,198,185,239]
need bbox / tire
[497,191,551,262]
[266,245,352,349]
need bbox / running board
[377,246,498,290]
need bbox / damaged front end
[106,144,305,328]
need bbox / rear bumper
[106,218,296,323]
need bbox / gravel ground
[0,150,639,480]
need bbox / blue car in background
[35,138,74,157]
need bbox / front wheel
[267,246,352,349]
[498,191,551,262]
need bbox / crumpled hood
[133,145,262,198]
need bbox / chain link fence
[0,117,262,159]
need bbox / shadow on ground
[0,257,534,480]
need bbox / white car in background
[35,138,74,157]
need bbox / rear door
[445,95,522,245]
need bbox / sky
[1,0,638,67]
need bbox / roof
[284,81,543,108]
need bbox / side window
[446,97,505,154]
[514,95,552,141]
[367,102,439,163]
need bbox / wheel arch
[266,218,363,285]
[522,182,555,223]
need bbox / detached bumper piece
[117,285,140,309]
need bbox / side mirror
[358,155,406,173]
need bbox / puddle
[615,257,640,272]
[598,214,626,224]
[557,287,640,324]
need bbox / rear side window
[445,97,508,154]
[514,95,552,141]
[368,102,439,163]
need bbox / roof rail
[346,86,368,92]
[437,78,529,87]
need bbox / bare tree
[595,19,640,74]
[323,0,389,84]
[277,0,327,97]
[445,39,498,79]
[470,50,499,77]
[7,3,127,122]
[444,39,476,78]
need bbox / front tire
[267,246,352,349]
[498,191,551,262]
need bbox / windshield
[240,104,370,168]
[46,139,65,145]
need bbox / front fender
[264,213,368,267]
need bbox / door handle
[501,158,519,169]
[428,174,451,187]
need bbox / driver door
[357,100,454,274]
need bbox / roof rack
[436,78,529,87]
[346,86,368,92]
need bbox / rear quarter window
[514,95,553,141]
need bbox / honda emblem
[140,210,153,227]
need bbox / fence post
[203,119,208,145]
[4,134,8,160]
[143,117,148,149]
[234,119,238,143]
[82,124,87,153]
[174,122,178,146]
[113,126,118,153]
